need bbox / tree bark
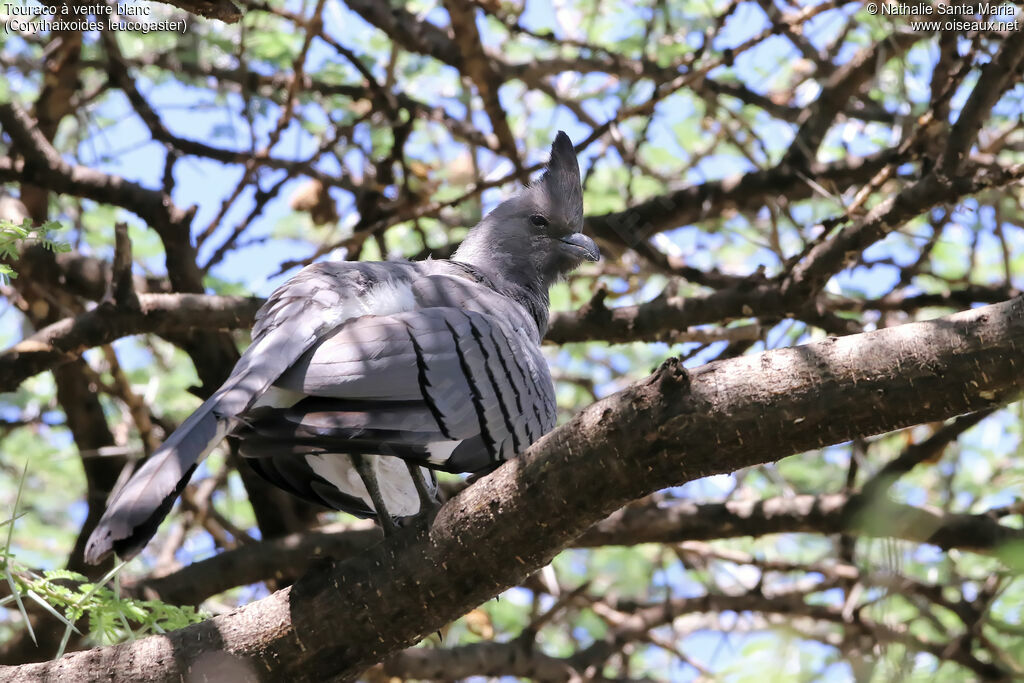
[3,296,1021,682]
[126,490,1022,608]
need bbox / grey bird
[84,132,598,564]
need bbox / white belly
[305,453,433,517]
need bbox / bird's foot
[396,501,440,531]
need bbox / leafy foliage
[0,218,70,285]
[0,467,204,660]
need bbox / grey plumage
[85,131,598,564]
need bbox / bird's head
[454,131,600,290]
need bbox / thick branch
[377,641,609,682]
[0,105,191,233]
[3,296,1022,681]
[0,294,262,392]
[129,522,379,605]
[585,150,897,247]
[0,102,206,297]
[576,493,1024,552]
[130,491,1024,608]
[546,284,781,345]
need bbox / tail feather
[85,329,314,564]
[83,396,230,564]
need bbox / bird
[84,131,599,564]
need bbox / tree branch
[585,149,897,247]
[0,294,262,392]
[781,163,1024,302]
[151,0,241,23]
[375,640,628,682]
[577,492,1024,552]
[3,296,1021,681]
[939,16,1024,174]
[127,488,1024,608]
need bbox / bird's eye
[530,214,549,228]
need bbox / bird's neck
[453,220,541,286]
[451,231,551,337]
[510,283,550,338]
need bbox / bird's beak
[559,233,600,262]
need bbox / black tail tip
[83,531,113,566]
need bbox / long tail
[84,305,326,564]
[84,394,232,564]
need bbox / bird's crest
[540,131,583,232]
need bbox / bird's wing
[245,299,556,475]
[85,261,422,563]
[234,300,556,521]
